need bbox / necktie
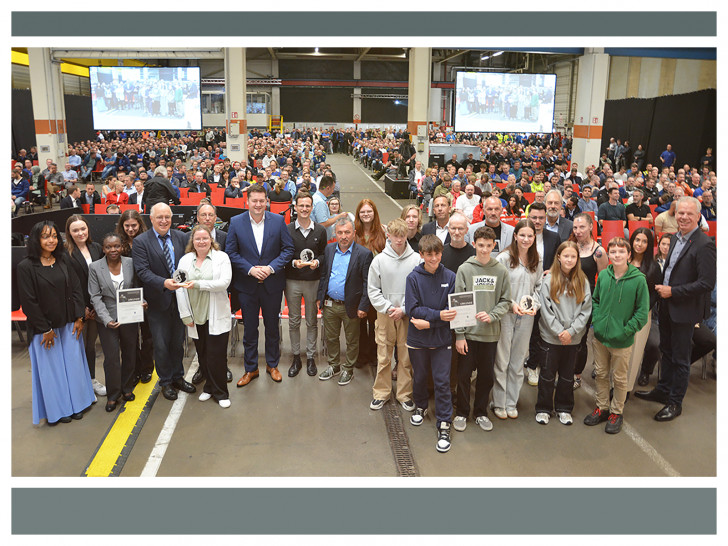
[161,234,174,276]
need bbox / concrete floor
[10,153,717,477]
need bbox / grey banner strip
[12,488,716,534]
[11,12,716,37]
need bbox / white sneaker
[453,415,467,432]
[219,399,231,409]
[506,408,519,419]
[558,412,573,425]
[535,412,550,425]
[92,379,107,396]
[493,407,508,420]
[527,368,539,386]
[475,415,493,431]
[199,392,212,402]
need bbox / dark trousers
[410,346,453,426]
[456,339,497,419]
[574,314,593,376]
[83,318,98,380]
[357,310,377,366]
[239,290,281,372]
[147,305,185,386]
[535,342,577,414]
[135,315,154,378]
[193,322,230,401]
[525,310,544,370]
[691,324,716,363]
[656,303,697,405]
[639,315,661,376]
[97,322,138,401]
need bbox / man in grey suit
[466,196,514,257]
[544,189,573,242]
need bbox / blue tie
[161,234,174,276]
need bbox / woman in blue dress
[17,221,95,426]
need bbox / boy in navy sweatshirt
[405,234,457,453]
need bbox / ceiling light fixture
[492,51,504,57]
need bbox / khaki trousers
[593,339,633,415]
[372,312,413,403]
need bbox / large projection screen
[454,72,556,134]
[89,66,202,131]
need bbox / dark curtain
[281,88,352,122]
[361,98,408,123]
[601,89,715,170]
[64,94,94,145]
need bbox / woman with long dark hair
[64,214,106,397]
[354,199,386,368]
[18,221,95,425]
[493,219,542,419]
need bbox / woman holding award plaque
[88,233,140,412]
[492,219,543,420]
[175,225,233,408]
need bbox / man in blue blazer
[225,185,294,386]
[316,217,373,386]
[132,203,196,401]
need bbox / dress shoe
[105,400,118,412]
[191,369,204,384]
[172,378,196,393]
[655,403,682,422]
[162,385,178,400]
[288,354,302,377]
[637,372,650,387]
[267,365,282,382]
[237,370,259,387]
[140,372,153,384]
[306,358,317,376]
[71,412,84,420]
[226,368,233,383]
[634,389,669,404]
[122,392,135,402]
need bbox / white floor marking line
[351,158,404,211]
[581,381,681,477]
[140,358,199,477]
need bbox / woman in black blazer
[64,214,106,397]
[18,221,96,425]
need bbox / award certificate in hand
[448,291,477,329]
[117,287,144,324]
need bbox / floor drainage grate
[382,401,419,477]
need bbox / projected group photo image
[89,66,202,130]
[455,72,556,134]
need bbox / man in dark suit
[544,189,573,242]
[316,217,373,386]
[80,182,102,209]
[421,194,452,245]
[225,186,294,387]
[59,185,82,209]
[132,203,196,401]
[189,201,232,384]
[635,197,716,421]
[189,171,212,198]
[127,180,146,212]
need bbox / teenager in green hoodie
[452,226,511,433]
[584,237,649,434]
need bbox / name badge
[324,299,333,307]
[441,284,449,287]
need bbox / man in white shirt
[454,183,481,221]
[62,163,78,186]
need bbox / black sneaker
[605,413,623,434]
[436,422,452,453]
[583,407,610,426]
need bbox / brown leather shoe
[236,369,259,387]
[266,365,282,382]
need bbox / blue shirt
[152,228,176,268]
[311,191,331,225]
[662,226,698,286]
[327,244,352,301]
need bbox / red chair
[585,211,598,241]
[600,220,626,247]
[270,201,292,224]
[522,192,535,204]
[179,187,190,199]
[11,307,27,343]
[707,220,716,242]
[119,204,138,213]
[185,192,205,205]
[210,190,225,207]
[208,183,218,190]
[226,196,247,209]
[90,161,104,182]
[80,204,90,214]
[94,205,108,214]
[628,220,652,238]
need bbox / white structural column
[271,58,280,116]
[407,47,431,165]
[27,48,68,169]
[353,61,362,126]
[430,62,443,125]
[225,47,248,163]
[571,48,610,170]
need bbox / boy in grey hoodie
[367,218,422,411]
[453,226,512,432]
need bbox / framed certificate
[116,288,144,325]
[448,291,477,329]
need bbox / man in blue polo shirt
[660,144,676,169]
[311,175,347,239]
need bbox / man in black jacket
[142,167,181,211]
[80,182,102,209]
[635,197,716,421]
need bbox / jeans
[13,196,26,215]
[535,342,578,414]
[410,346,452,426]
[101,165,117,179]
